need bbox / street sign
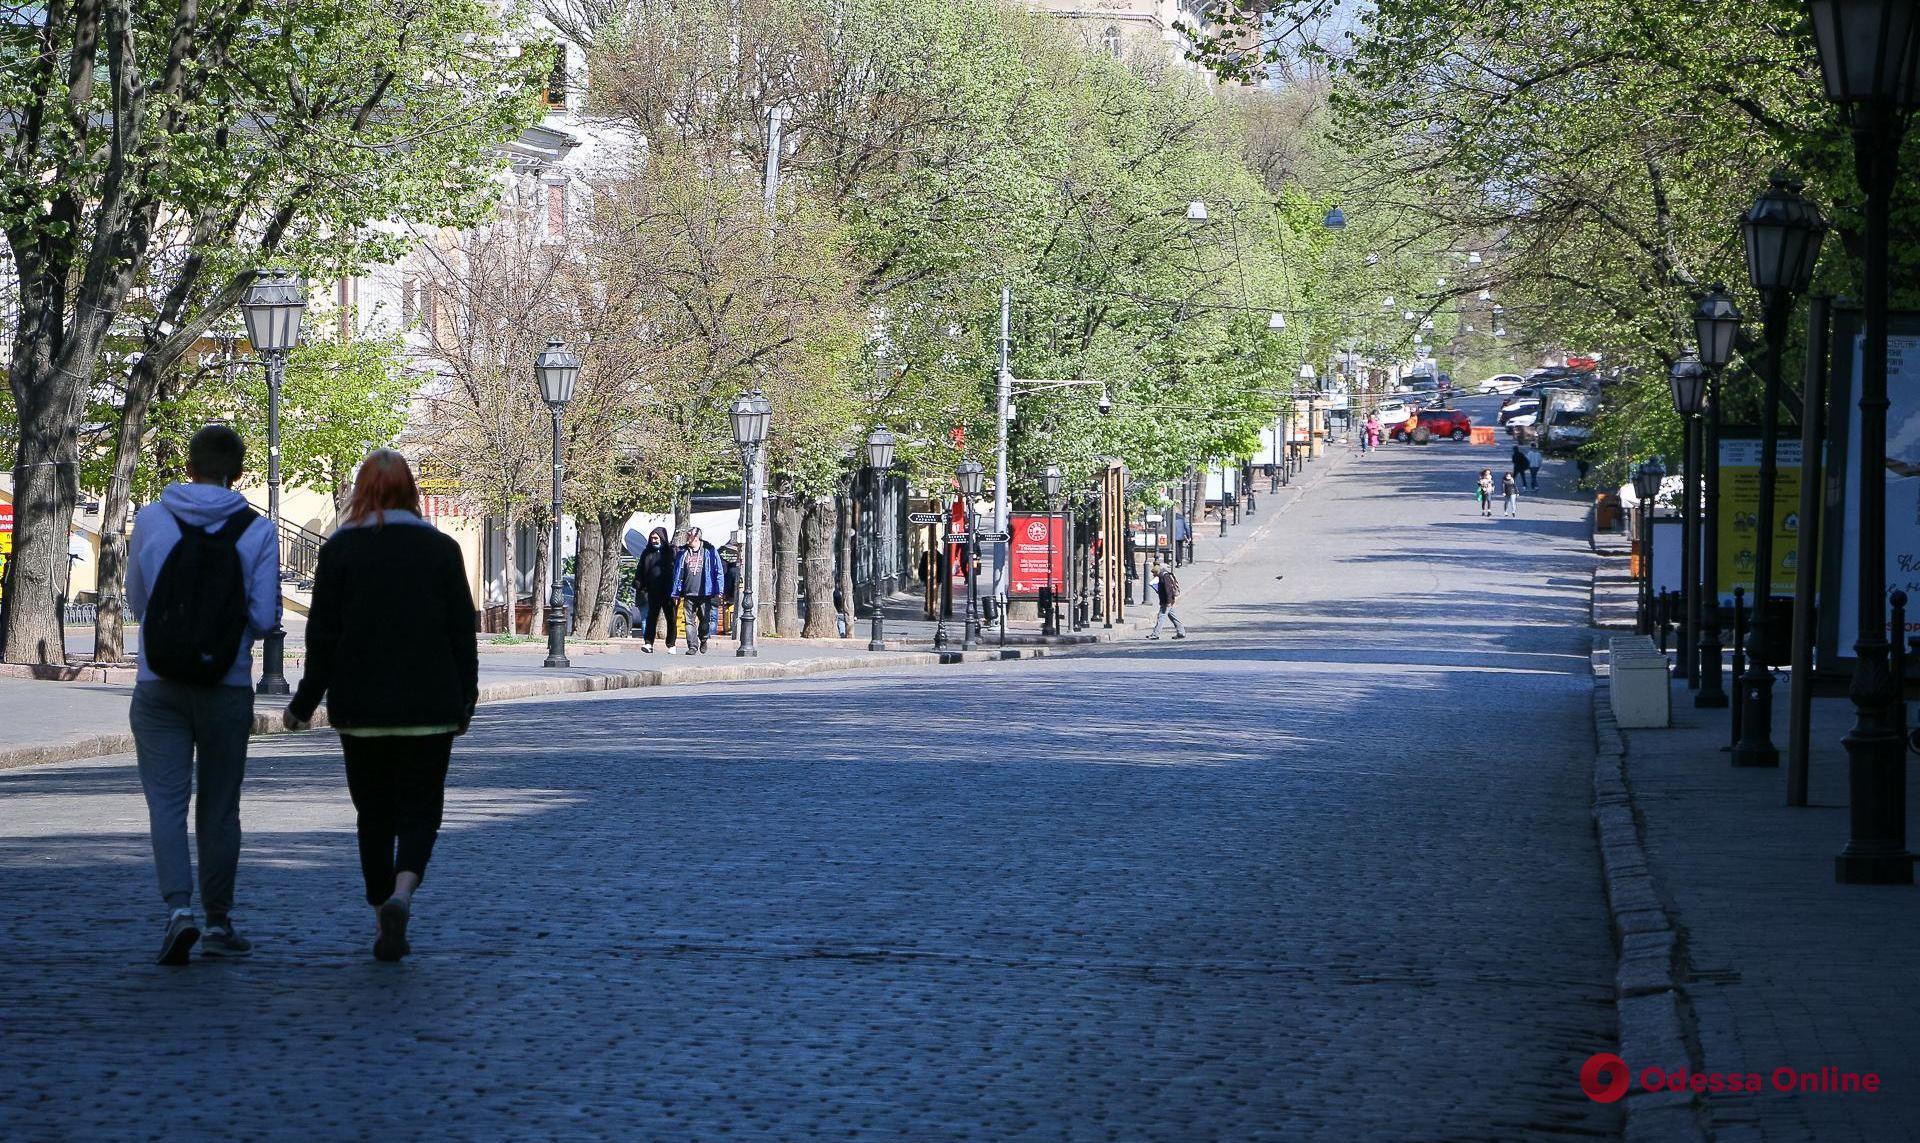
[978,530,1010,543]
[947,531,969,542]
[907,512,944,524]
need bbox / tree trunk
[773,478,803,637]
[593,508,623,636]
[835,486,855,635]
[532,509,552,635]
[502,506,516,636]
[3,371,85,666]
[575,512,605,636]
[92,367,162,664]
[802,495,837,638]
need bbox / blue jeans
[130,680,254,918]
[1150,606,1185,637]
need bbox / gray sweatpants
[130,680,253,919]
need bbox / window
[546,46,568,109]
[544,181,567,240]
[1101,26,1122,58]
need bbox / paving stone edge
[0,647,1056,773]
[1591,639,1711,1143]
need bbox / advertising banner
[0,502,11,556]
[1822,314,1920,663]
[1716,436,1804,605]
[1007,513,1065,598]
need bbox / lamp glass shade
[1633,460,1667,502]
[866,425,896,471]
[1299,364,1317,381]
[1185,200,1208,223]
[1268,311,1286,330]
[956,459,985,498]
[534,338,581,406]
[1322,205,1346,230]
[1041,463,1063,499]
[1670,358,1709,416]
[1694,287,1742,368]
[729,387,772,446]
[1741,175,1827,295]
[241,269,307,353]
[1808,0,1920,106]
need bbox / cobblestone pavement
[0,400,1618,1140]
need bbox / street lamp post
[865,426,895,652]
[1633,460,1667,633]
[240,269,306,696]
[1671,357,1710,685]
[1807,0,1920,882]
[1042,463,1063,637]
[729,388,772,657]
[1733,175,1827,767]
[534,339,580,669]
[1694,286,1742,709]
[957,459,985,651]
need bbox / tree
[2,0,544,664]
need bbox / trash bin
[1595,492,1623,532]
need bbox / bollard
[1730,586,1747,749]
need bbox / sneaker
[1172,632,1187,640]
[374,898,411,963]
[157,909,199,966]
[201,921,253,959]
[641,644,655,654]
[1145,633,1160,640]
[700,640,711,653]
[666,646,679,655]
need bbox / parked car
[1370,399,1412,426]
[1477,373,1525,394]
[1498,398,1541,426]
[559,563,644,637]
[1505,411,1540,436]
[1390,408,1473,443]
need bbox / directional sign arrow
[907,512,944,524]
[946,532,969,541]
[978,531,1011,543]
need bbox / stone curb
[1591,640,1710,1143]
[0,646,1058,773]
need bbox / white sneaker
[666,646,679,655]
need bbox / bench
[1608,634,1670,728]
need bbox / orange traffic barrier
[1470,426,1497,446]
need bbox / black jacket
[636,542,675,601]
[288,519,479,731]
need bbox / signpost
[908,511,944,525]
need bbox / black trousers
[341,734,454,907]
[642,594,678,646]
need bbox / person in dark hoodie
[283,450,478,963]
[126,424,282,965]
[1510,443,1532,494]
[635,526,678,654]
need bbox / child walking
[1502,472,1517,517]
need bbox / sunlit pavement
[0,403,1619,1139]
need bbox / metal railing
[278,518,327,587]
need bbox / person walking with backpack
[1145,563,1187,640]
[282,451,478,963]
[1510,443,1531,492]
[673,526,724,654]
[125,424,281,965]
[635,527,678,654]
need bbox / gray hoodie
[126,483,282,686]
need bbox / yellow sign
[1717,438,1804,603]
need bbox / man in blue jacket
[672,526,724,654]
[126,425,281,964]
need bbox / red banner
[1008,513,1065,596]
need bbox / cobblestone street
[0,405,1618,1140]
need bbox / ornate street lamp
[1672,357,1709,684]
[1732,177,1827,767]
[1633,459,1667,635]
[729,388,772,657]
[1041,463,1064,636]
[1322,205,1346,230]
[534,338,580,668]
[865,426,896,651]
[1692,285,1742,710]
[1185,200,1209,224]
[1807,0,1920,882]
[240,269,306,696]
[957,459,985,651]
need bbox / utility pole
[995,286,1012,606]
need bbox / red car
[1389,409,1472,443]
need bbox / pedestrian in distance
[673,525,724,653]
[126,424,282,965]
[1145,563,1187,640]
[1366,413,1382,453]
[283,450,478,963]
[1502,472,1518,517]
[1510,443,1531,492]
[1525,445,1545,490]
[635,526,678,654]
[1477,469,1495,517]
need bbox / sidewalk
[1593,577,1920,1140]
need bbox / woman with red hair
[285,449,478,962]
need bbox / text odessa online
[1640,1067,1882,1095]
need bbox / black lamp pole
[1671,357,1710,687]
[534,339,581,669]
[240,269,306,697]
[1810,0,1920,882]
[866,427,895,652]
[1693,289,1741,709]
[958,460,984,651]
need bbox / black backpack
[144,507,259,684]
